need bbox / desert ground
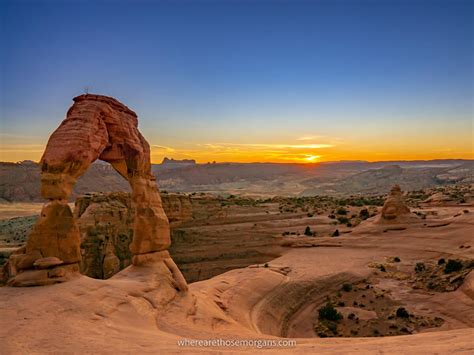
[1,184,473,353]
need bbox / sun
[304,155,321,162]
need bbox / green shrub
[342,283,352,292]
[415,262,425,273]
[396,307,409,318]
[336,207,347,215]
[337,216,349,224]
[444,259,463,274]
[318,302,342,321]
[304,226,313,236]
[359,208,370,220]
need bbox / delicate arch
[4,95,186,289]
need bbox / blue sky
[1,0,472,163]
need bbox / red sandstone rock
[4,94,186,289]
[161,193,193,223]
[381,185,411,220]
[25,201,81,264]
[74,191,193,280]
[33,257,64,269]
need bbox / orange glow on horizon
[1,136,473,164]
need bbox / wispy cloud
[0,133,41,139]
[208,142,333,150]
[0,144,45,153]
[151,145,175,153]
[296,135,325,141]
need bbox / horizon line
[2,158,473,166]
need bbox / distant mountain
[160,157,196,169]
[0,159,472,201]
[300,162,474,196]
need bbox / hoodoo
[3,94,187,290]
[380,184,411,221]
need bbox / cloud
[210,143,333,150]
[151,145,175,153]
[296,135,325,141]
[0,144,45,153]
[0,133,41,139]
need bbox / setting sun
[304,155,321,162]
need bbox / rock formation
[75,192,134,279]
[3,94,187,290]
[380,185,411,221]
[75,192,193,279]
[161,193,193,223]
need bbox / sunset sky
[1,0,472,164]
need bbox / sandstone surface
[1,202,473,352]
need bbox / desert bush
[359,208,370,220]
[332,229,340,237]
[304,226,312,236]
[342,283,352,292]
[396,307,410,318]
[437,258,445,265]
[415,262,425,273]
[444,259,463,274]
[336,207,347,215]
[337,216,349,224]
[318,302,342,321]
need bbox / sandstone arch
[5,94,187,289]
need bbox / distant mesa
[19,160,37,166]
[161,157,196,169]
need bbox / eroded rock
[74,191,193,279]
[3,94,186,289]
[380,185,411,221]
